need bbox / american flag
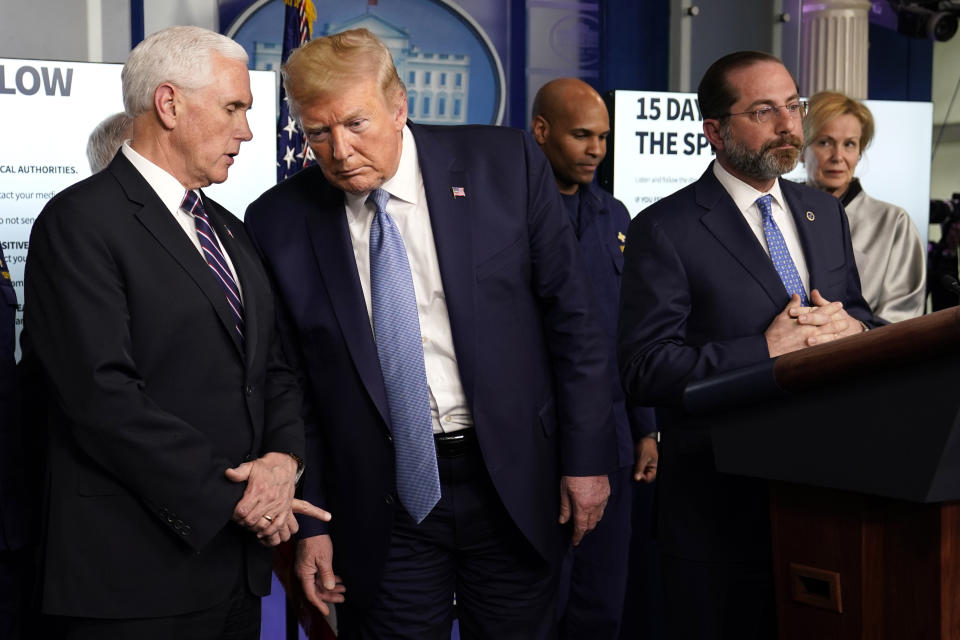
[276,0,316,182]
[272,10,340,640]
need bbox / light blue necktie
[368,188,441,523]
[756,194,809,305]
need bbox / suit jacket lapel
[696,166,792,307]
[305,182,391,425]
[779,178,825,290]
[110,155,245,357]
[408,123,477,409]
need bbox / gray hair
[86,112,132,172]
[121,25,248,117]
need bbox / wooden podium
[683,307,960,639]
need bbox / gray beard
[721,125,800,181]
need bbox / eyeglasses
[722,101,807,124]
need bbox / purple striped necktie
[181,190,245,344]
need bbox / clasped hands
[765,289,865,358]
[225,451,331,547]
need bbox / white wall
[0,1,89,61]
[0,0,217,64]
[143,0,217,37]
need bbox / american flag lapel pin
[224,225,234,239]
[451,186,466,198]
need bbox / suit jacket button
[245,385,254,396]
[384,494,394,505]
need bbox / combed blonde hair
[803,91,876,152]
[281,28,405,119]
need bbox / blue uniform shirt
[564,184,655,468]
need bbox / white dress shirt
[121,142,243,300]
[344,126,472,434]
[713,160,810,297]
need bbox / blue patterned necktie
[181,190,245,344]
[368,188,441,523]
[756,194,808,305]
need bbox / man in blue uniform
[532,77,659,640]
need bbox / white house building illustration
[324,13,470,125]
[254,11,470,125]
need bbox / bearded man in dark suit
[618,51,881,640]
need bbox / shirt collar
[713,160,787,215]
[121,142,195,215]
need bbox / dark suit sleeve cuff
[561,418,620,476]
[297,513,330,538]
[628,405,656,441]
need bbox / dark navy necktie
[756,194,808,305]
[181,190,245,344]
[368,188,441,523]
